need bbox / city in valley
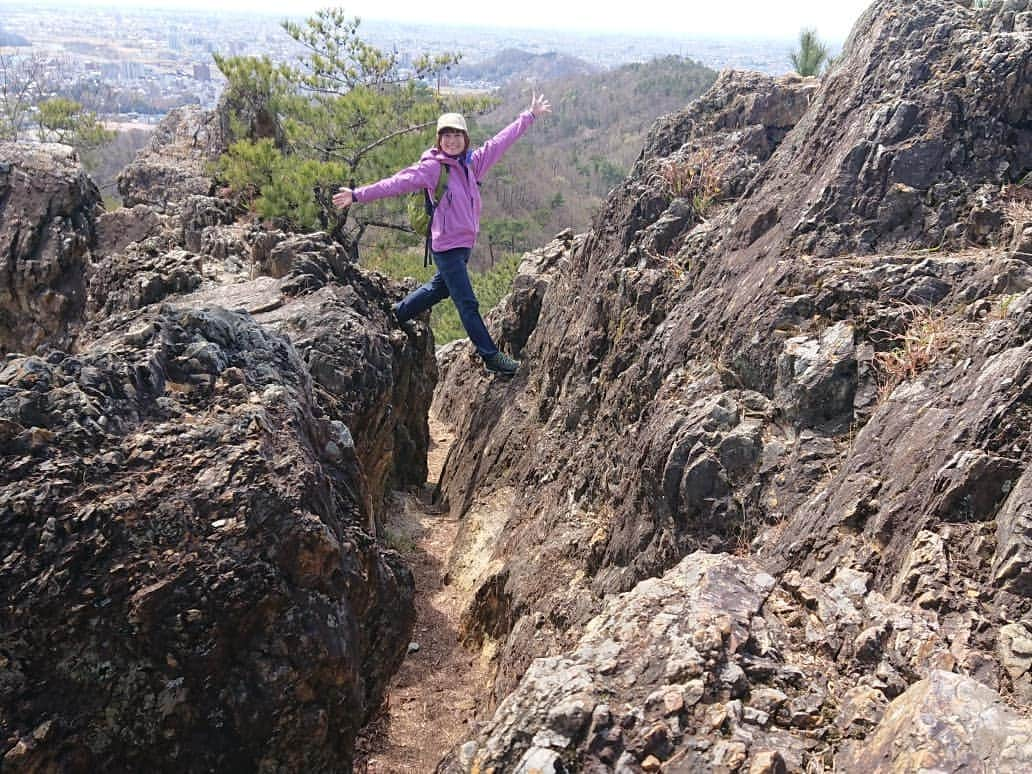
[1,1,813,131]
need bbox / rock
[774,322,857,431]
[748,750,787,774]
[998,622,1032,681]
[836,671,1032,772]
[515,746,562,773]
[994,468,1032,596]
[95,204,166,256]
[118,106,225,213]
[834,685,889,737]
[427,2,1032,771]
[0,132,435,771]
[0,306,415,771]
[0,142,100,354]
[443,554,779,771]
[711,740,748,771]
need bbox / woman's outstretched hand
[530,93,552,118]
[332,188,354,209]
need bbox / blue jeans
[394,247,499,359]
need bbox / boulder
[117,107,226,213]
[0,306,414,772]
[836,671,1032,772]
[183,231,437,513]
[0,143,101,355]
[2,118,435,770]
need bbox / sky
[50,1,874,42]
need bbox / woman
[332,94,552,376]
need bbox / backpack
[406,162,449,267]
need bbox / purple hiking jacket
[353,111,536,252]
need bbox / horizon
[10,0,873,43]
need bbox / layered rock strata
[433,1,1032,769]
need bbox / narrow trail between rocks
[356,415,492,773]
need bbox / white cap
[436,113,468,134]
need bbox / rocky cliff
[1,107,435,770]
[433,0,1032,770]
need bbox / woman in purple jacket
[332,94,552,376]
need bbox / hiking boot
[484,351,520,376]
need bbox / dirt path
[356,415,492,773]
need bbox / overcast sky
[54,1,874,41]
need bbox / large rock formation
[0,143,101,355]
[2,107,436,769]
[1,306,413,772]
[117,106,225,213]
[439,553,1032,772]
[431,0,1032,769]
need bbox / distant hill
[469,54,717,264]
[456,48,600,86]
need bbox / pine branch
[348,120,434,167]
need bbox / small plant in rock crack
[870,304,973,400]
[656,147,724,218]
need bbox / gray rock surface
[430,0,1032,769]
[117,106,225,213]
[836,670,1032,772]
[443,553,1030,772]
[0,142,101,355]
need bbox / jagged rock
[835,671,1032,772]
[994,467,1032,597]
[183,231,436,511]
[3,112,436,769]
[594,69,816,259]
[87,246,205,320]
[443,551,1008,773]
[95,204,167,256]
[491,229,582,357]
[768,0,1032,257]
[117,106,226,213]
[0,306,414,771]
[442,553,778,773]
[178,194,237,254]
[428,3,1032,770]
[0,142,101,355]
[774,321,857,431]
[764,321,1031,613]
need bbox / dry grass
[871,304,973,400]
[656,146,725,217]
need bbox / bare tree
[0,49,48,140]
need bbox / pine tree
[790,28,830,77]
[215,9,492,250]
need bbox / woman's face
[438,129,467,156]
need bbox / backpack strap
[422,163,450,267]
